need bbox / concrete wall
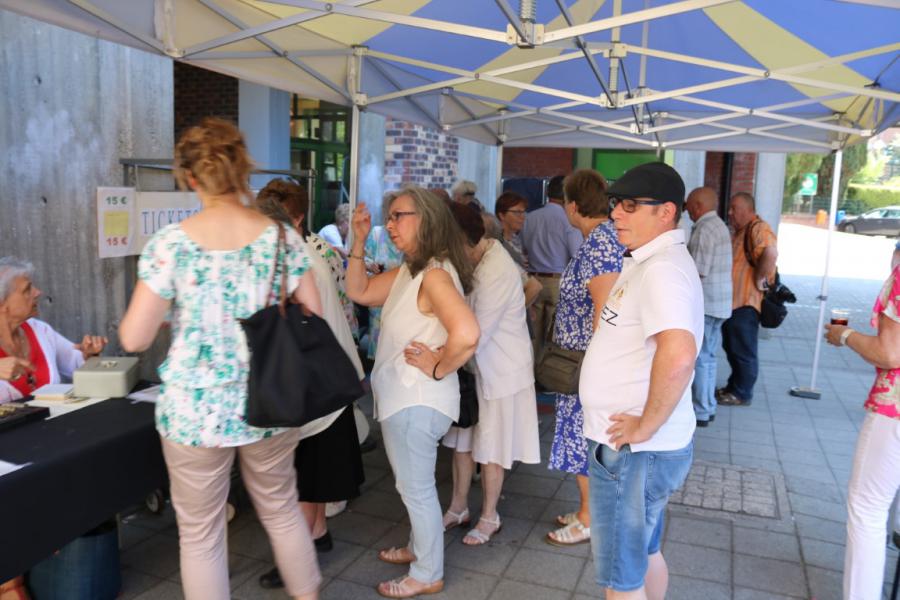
[239,80,290,190]
[457,138,498,213]
[0,10,173,351]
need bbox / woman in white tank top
[346,186,480,599]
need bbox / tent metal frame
[58,0,900,153]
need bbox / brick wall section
[383,119,458,191]
[173,62,239,142]
[502,147,575,178]
[704,152,757,200]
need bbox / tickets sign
[96,188,201,258]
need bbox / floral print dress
[307,231,358,338]
[866,264,900,420]
[549,219,624,475]
[139,223,310,448]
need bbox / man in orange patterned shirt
[717,192,778,407]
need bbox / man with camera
[717,192,778,408]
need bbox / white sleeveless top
[371,259,463,422]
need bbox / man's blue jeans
[380,405,452,583]
[722,306,760,402]
[693,315,725,420]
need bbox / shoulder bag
[454,367,479,428]
[535,312,585,395]
[241,224,364,428]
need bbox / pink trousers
[161,430,321,599]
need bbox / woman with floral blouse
[825,266,900,599]
[119,118,323,600]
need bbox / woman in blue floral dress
[546,169,624,547]
[119,119,323,600]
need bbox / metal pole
[496,144,505,199]
[790,148,843,400]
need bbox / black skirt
[294,406,365,503]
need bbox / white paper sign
[96,187,136,258]
[135,191,201,251]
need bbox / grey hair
[382,190,401,224]
[334,203,351,224]
[451,180,477,199]
[0,257,35,303]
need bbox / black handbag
[454,368,479,429]
[241,224,364,428]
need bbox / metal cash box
[73,357,139,398]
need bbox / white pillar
[672,150,706,236]
[238,80,290,190]
[755,152,787,234]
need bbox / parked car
[838,206,900,236]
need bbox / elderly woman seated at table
[0,257,107,403]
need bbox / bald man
[685,187,732,426]
[717,192,778,407]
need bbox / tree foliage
[818,143,868,200]
[783,153,824,197]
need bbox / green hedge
[845,184,900,212]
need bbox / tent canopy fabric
[2,0,898,153]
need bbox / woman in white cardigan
[346,186,480,599]
[0,257,106,403]
[442,203,541,545]
[253,181,367,591]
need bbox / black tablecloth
[0,398,166,580]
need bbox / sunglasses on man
[609,196,668,213]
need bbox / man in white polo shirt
[580,162,703,600]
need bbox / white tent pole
[790,148,843,400]
[347,48,363,247]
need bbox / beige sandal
[462,515,502,546]
[442,507,470,531]
[377,576,444,598]
[555,511,579,526]
[546,520,591,546]
[378,546,415,565]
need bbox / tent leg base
[789,386,821,399]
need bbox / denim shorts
[587,440,693,592]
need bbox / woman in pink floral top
[824,265,900,599]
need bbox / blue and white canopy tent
[3,0,900,396]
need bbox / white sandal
[546,520,591,546]
[556,511,578,526]
[462,515,502,546]
[442,507,470,531]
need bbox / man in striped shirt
[685,187,732,426]
[717,192,778,407]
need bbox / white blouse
[469,241,534,400]
[371,260,462,422]
[0,319,84,403]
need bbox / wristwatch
[839,328,855,346]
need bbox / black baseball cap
[608,162,686,210]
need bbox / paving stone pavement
[115,272,900,599]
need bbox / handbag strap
[265,223,289,317]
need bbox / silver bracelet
[839,328,855,346]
